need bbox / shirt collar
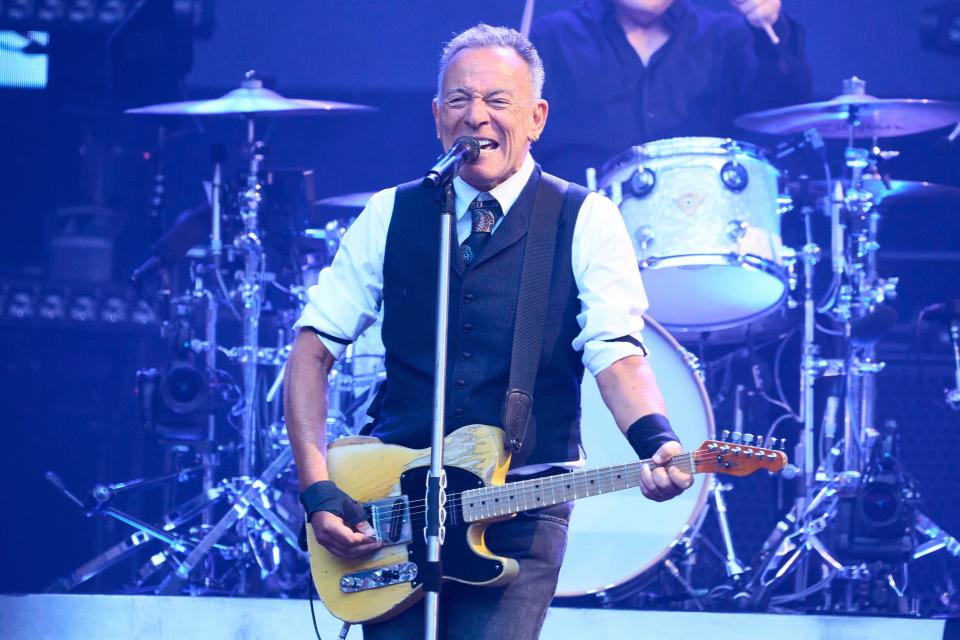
[452,153,536,221]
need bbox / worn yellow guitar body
[306,424,788,624]
[306,424,516,623]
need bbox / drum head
[642,257,788,331]
[554,316,713,598]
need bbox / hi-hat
[736,95,960,139]
[126,75,375,117]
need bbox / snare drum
[599,137,788,331]
[555,315,713,599]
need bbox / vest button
[461,352,471,361]
[454,408,464,417]
[463,293,475,303]
[455,379,466,389]
[462,323,472,333]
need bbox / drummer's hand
[639,441,693,502]
[309,511,382,559]
[730,0,781,29]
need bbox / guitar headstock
[692,432,788,477]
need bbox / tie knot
[469,192,501,233]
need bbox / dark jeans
[362,502,573,640]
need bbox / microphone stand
[423,181,455,640]
[418,136,478,640]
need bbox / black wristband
[626,413,679,460]
[299,480,366,526]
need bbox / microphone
[774,127,825,160]
[130,203,211,286]
[422,136,482,189]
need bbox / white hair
[436,24,545,100]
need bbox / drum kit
[569,75,960,610]
[47,72,960,612]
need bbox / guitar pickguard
[399,465,506,588]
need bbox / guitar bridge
[340,562,418,593]
[365,495,413,545]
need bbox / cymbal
[791,178,960,207]
[314,192,376,208]
[735,94,960,138]
[126,78,375,117]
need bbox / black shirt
[530,0,814,183]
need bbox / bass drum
[554,315,714,599]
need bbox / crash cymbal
[126,76,375,117]
[790,178,960,207]
[736,94,960,139]
[314,192,376,208]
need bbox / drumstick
[762,22,780,45]
[520,0,535,37]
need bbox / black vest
[366,167,589,466]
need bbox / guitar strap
[501,172,580,467]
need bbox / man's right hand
[309,511,382,559]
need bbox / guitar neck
[460,452,697,523]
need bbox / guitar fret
[464,453,703,522]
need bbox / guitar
[307,424,787,623]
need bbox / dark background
[0,0,958,602]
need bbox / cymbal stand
[749,88,904,607]
[237,104,267,478]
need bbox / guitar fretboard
[459,452,696,522]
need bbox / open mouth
[476,138,499,151]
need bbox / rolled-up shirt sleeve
[293,187,395,359]
[570,192,649,376]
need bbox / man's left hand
[730,0,781,30]
[639,441,693,502]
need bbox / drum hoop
[598,137,770,188]
[555,314,715,598]
[640,253,786,275]
[639,256,790,333]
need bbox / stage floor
[0,593,954,640]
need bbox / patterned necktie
[460,192,503,267]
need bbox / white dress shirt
[295,153,649,377]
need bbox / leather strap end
[502,389,533,452]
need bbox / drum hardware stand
[747,99,911,608]
[44,466,217,592]
[158,75,299,594]
[154,446,303,594]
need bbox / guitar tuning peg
[743,434,755,445]
[768,437,778,449]
[731,432,742,444]
[778,438,787,451]
[755,435,764,447]
[721,429,730,442]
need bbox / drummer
[529,0,813,182]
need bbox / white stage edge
[0,593,951,640]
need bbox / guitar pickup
[340,562,418,593]
[365,495,412,546]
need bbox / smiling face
[432,46,548,192]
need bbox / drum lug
[635,225,656,254]
[628,167,656,198]
[727,219,750,242]
[720,160,749,193]
[678,346,705,381]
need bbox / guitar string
[385,449,781,523]
[396,450,778,521]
